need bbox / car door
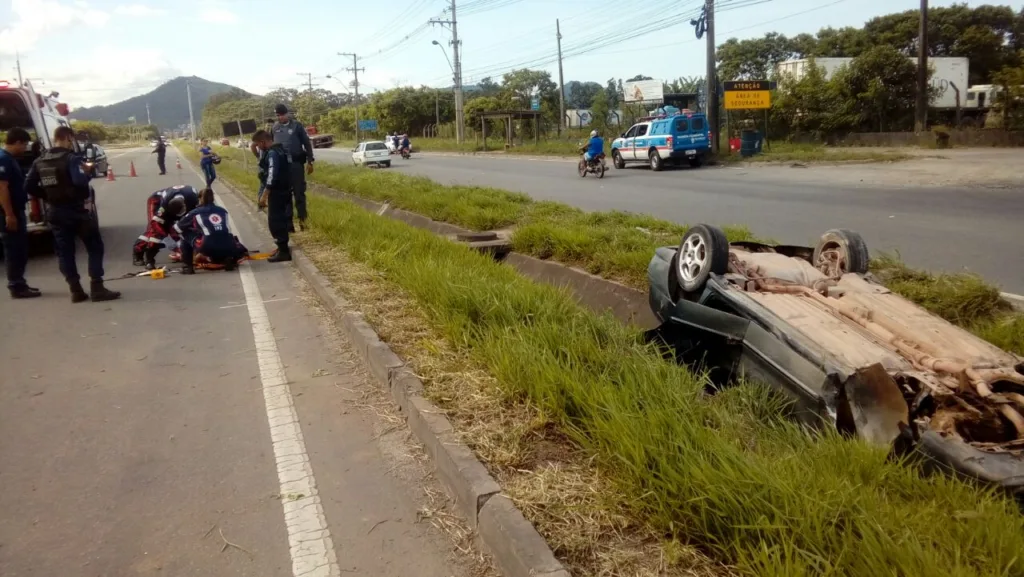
[353,143,364,164]
[629,123,650,160]
[620,125,639,160]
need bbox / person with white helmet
[582,129,605,165]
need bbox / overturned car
[647,224,1024,498]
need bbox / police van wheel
[649,150,663,172]
[612,150,625,169]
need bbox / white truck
[0,79,105,240]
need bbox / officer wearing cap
[271,103,314,232]
[25,126,120,303]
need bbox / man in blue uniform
[0,128,40,299]
[253,129,292,262]
[271,104,314,232]
[132,184,200,269]
[174,188,248,274]
[582,129,604,164]
[25,126,120,302]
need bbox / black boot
[90,280,122,302]
[181,265,195,275]
[69,281,89,303]
[132,251,145,267]
[267,246,292,262]
[10,285,42,299]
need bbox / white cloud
[39,46,181,108]
[199,7,238,24]
[113,4,167,17]
[0,0,109,55]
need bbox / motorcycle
[577,149,606,178]
[400,146,411,159]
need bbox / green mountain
[71,76,252,130]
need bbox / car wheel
[612,150,625,169]
[384,161,391,168]
[649,149,663,171]
[578,159,587,177]
[813,229,869,276]
[674,224,730,295]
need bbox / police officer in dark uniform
[151,134,167,175]
[252,129,292,262]
[25,126,120,303]
[0,128,40,299]
[271,104,314,232]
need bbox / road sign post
[722,80,775,154]
[358,119,379,132]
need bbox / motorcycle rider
[400,134,411,156]
[582,129,605,165]
[132,184,200,269]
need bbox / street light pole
[430,1,464,143]
[338,52,364,142]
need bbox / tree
[831,45,922,132]
[992,64,1024,129]
[565,80,602,109]
[606,78,621,108]
[476,77,501,97]
[717,32,807,80]
[589,88,610,133]
[626,74,654,81]
[665,76,703,93]
[772,59,846,137]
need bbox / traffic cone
[129,161,137,177]
[106,168,115,181]
[176,158,182,170]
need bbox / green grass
[183,144,1024,355]
[189,143,1024,574]
[723,141,912,164]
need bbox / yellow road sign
[724,90,771,110]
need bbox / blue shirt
[0,148,27,213]
[587,137,604,156]
[175,204,233,246]
[200,146,213,166]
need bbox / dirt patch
[737,147,1024,188]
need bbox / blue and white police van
[610,107,710,171]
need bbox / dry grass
[300,236,729,577]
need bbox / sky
[1,0,1021,109]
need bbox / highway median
[180,142,1024,577]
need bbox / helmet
[590,130,598,137]
[167,197,186,217]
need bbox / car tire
[384,161,391,168]
[612,150,625,169]
[674,224,730,295]
[813,229,870,276]
[649,149,663,171]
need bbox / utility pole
[915,0,929,132]
[146,102,152,125]
[556,19,565,136]
[435,89,440,130]
[338,53,365,142]
[186,79,196,143]
[15,51,24,86]
[296,72,318,92]
[705,0,719,155]
[430,1,464,143]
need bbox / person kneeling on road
[174,188,248,275]
[252,129,293,263]
[132,184,200,269]
[25,126,120,303]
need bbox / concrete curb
[189,155,571,577]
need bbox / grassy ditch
[186,143,1024,575]
[191,144,1023,355]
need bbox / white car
[352,141,391,167]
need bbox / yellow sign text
[724,90,771,110]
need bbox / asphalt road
[0,148,476,577]
[317,148,1024,293]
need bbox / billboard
[623,80,664,103]
[221,119,258,137]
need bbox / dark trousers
[47,206,105,284]
[1,211,29,290]
[202,163,217,187]
[267,188,293,250]
[286,162,307,222]
[157,154,166,174]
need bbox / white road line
[220,297,291,309]
[179,147,340,576]
[238,266,340,577]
